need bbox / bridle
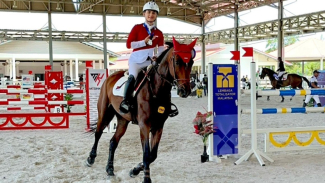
[153,49,191,89]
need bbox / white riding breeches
[128,61,151,79]
[305,95,320,104]
[277,71,285,78]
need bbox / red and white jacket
[126,23,164,63]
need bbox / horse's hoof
[129,168,140,178]
[107,174,116,180]
[143,177,152,183]
[107,170,115,177]
[84,157,94,167]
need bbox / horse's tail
[302,76,310,87]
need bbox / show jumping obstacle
[0,66,87,130]
[237,62,325,167]
[243,89,325,96]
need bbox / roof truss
[1,10,324,44]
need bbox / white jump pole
[235,61,274,166]
[207,63,221,162]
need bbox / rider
[274,57,286,85]
[303,70,322,107]
[119,1,165,114]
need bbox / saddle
[113,64,179,124]
[281,73,288,80]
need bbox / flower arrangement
[192,109,216,163]
[193,109,216,146]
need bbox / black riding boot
[168,92,179,117]
[277,76,283,86]
[317,103,322,107]
[119,75,135,114]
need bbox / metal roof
[269,38,325,61]
[0,0,286,26]
[1,10,324,44]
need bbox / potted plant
[192,109,216,163]
[64,93,74,113]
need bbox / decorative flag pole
[234,47,274,166]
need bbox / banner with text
[86,69,108,129]
[213,64,238,155]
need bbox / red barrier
[0,71,87,130]
[0,113,70,130]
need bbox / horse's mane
[263,67,276,74]
[262,67,276,80]
[155,42,173,64]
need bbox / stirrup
[119,100,130,114]
[169,103,179,117]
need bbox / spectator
[79,75,84,89]
[303,70,322,107]
[241,75,246,89]
[202,74,208,96]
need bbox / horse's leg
[86,104,115,167]
[106,113,130,177]
[267,96,270,101]
[281,96,284,102]
[135,124,151,183]
[129,128,164,179]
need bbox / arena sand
[1,94,325,183]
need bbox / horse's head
[259,68,267,79]
[170,37,197,98]
[157,37,196,98]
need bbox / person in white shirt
[303,70,322,107]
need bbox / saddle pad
[113,75,128,97]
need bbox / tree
[305,62,320,75]
[265,35,300,53]
[284,62,320,76]
[285,62,302,75]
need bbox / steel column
[201,18,206,74]
[48,11,53,70]
[103,13,108,69]
[234,1,239,64]
[277,0,284,59]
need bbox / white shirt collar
[144,21,156,32]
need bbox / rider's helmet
[143,1,159,14]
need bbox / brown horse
[85,37,196,183]
[259,68,310,102]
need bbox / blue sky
[0,0,324,52]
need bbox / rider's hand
[152,56,157,61]
[144,35,158,44]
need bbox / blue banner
[213,64,238,155]
[317,71,325,106]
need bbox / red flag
[28,71,33,75]
[230,51,240,60]
[86,61,93,68]
[243,47,253,57]
[45,65,52,71]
